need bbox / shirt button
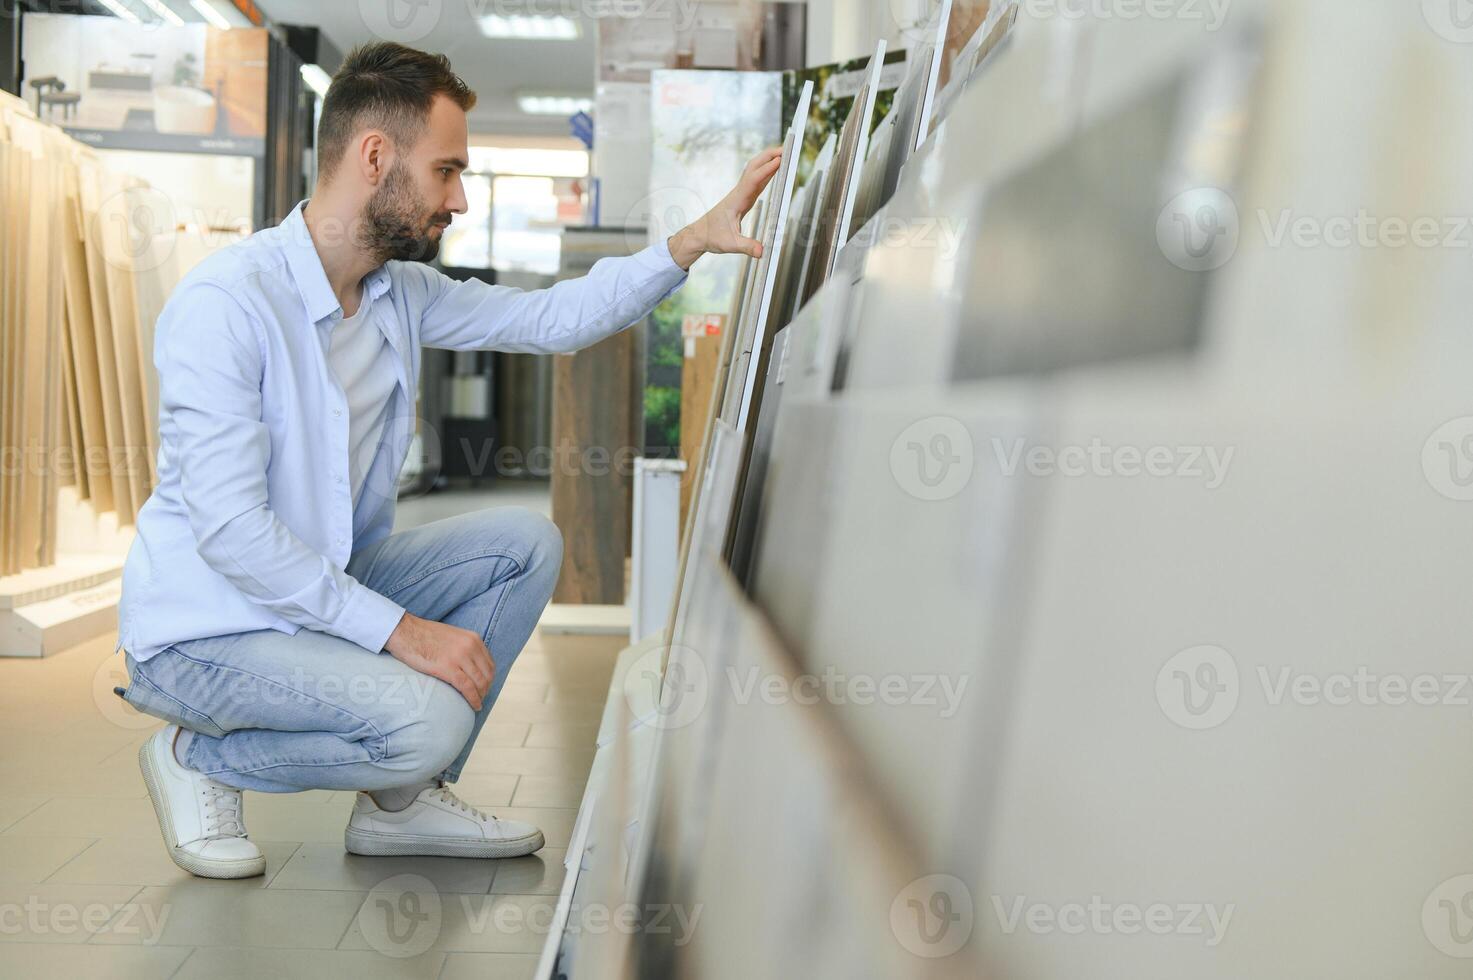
[333,409,342,418]
[335,475,343,485]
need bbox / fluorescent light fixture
[477,14,579,40]
[96,0,142,24]
[300,64,332,99]
[139,0,185,25]
[189,0,234,29]
[517,95,593,117]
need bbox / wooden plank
[678,332,722,527]
[97,173,154,520]
[76,159,135,521]
[550,328,638,605]
[19,152,48,569]
[0,141,13,575]
[58,155,110,512]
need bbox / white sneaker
[345,781,545,858]
[138,724,266,879]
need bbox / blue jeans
[118,507,563,793]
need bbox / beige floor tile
[460,747,596,780]
[0,837,96,884]
[511,776,587,809]
[172,945,447,980]
[0,797,48,834]
[44,837,300,889]
[337,892,553,955]
[523,722,600,750]
[241,797,356,844]
[439,951,540,980]
[268,842,497,895]
[3,798,161,839]
[495,680,549,703]
[0,941,191,979]
[475,720,530,748]
[88,883,365,948]
[0,795,47,831]
[1,758,150,800]
[489,848,567,896]
[447,772,519,808]
[0,882,143,943]
[486,700,609,725]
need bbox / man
[113,42,781,879]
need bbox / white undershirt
[327,298,396,511]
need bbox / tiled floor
[0,489,619,979]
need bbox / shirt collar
[277,200,392,325]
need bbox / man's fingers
[447,666,483,710]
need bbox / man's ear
[359,131,390,184]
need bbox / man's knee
[380,680,475,784]
[499,507,563,581]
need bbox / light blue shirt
[117,200,688,663]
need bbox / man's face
[359,94,470,264]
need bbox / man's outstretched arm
[414,148,784,354]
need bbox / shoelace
[430,785,492,823]
[200,782,245,838]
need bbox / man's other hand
[385,612,494,710]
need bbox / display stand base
[539,603,632,636]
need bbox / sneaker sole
[344,825,546,859]
[138,735,266,880]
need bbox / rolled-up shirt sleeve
[412,237,690,353]
[157,281,407,653]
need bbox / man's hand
[667,146,785,271]
[385,612,494,710]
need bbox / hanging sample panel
[950,40,1259,382]
[798,43,889,308]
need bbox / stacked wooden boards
[0,95,206,577]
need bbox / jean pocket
[115,655,228,739]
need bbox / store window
[438,145,590,274]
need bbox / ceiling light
[300,64,332,99]
[478,14,579,40]
[189,0,234,29]
[517,95,593,117]
[138,0,184,25]
[96,0,142,24]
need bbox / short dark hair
[316,42,477,181]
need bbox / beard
[357,160,451,264]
